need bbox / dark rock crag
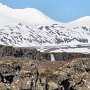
[0,45,90,61]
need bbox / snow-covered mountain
[0,3,59,24]
[0,3,90,53]
[69,16,90,26]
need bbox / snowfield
[0,3,90,53]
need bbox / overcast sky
[0,0,90,22]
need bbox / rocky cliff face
[0,45,50,61]
[0,45,90,61]
[52,52,90,61]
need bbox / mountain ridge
[1,3,90,25]
[0,3,90,53]
[69,16,90,26]
[0,3,60,24]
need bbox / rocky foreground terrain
[0,45,89,90]
[0,57,90,90]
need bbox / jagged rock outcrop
[53,58,90,90]
[0,45,50,61]
[52,52,90,61]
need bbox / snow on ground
[50,48,90,54]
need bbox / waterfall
[50,54,55,61]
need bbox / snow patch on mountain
[0,23,90,47]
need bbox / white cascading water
[50,54,55,61]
